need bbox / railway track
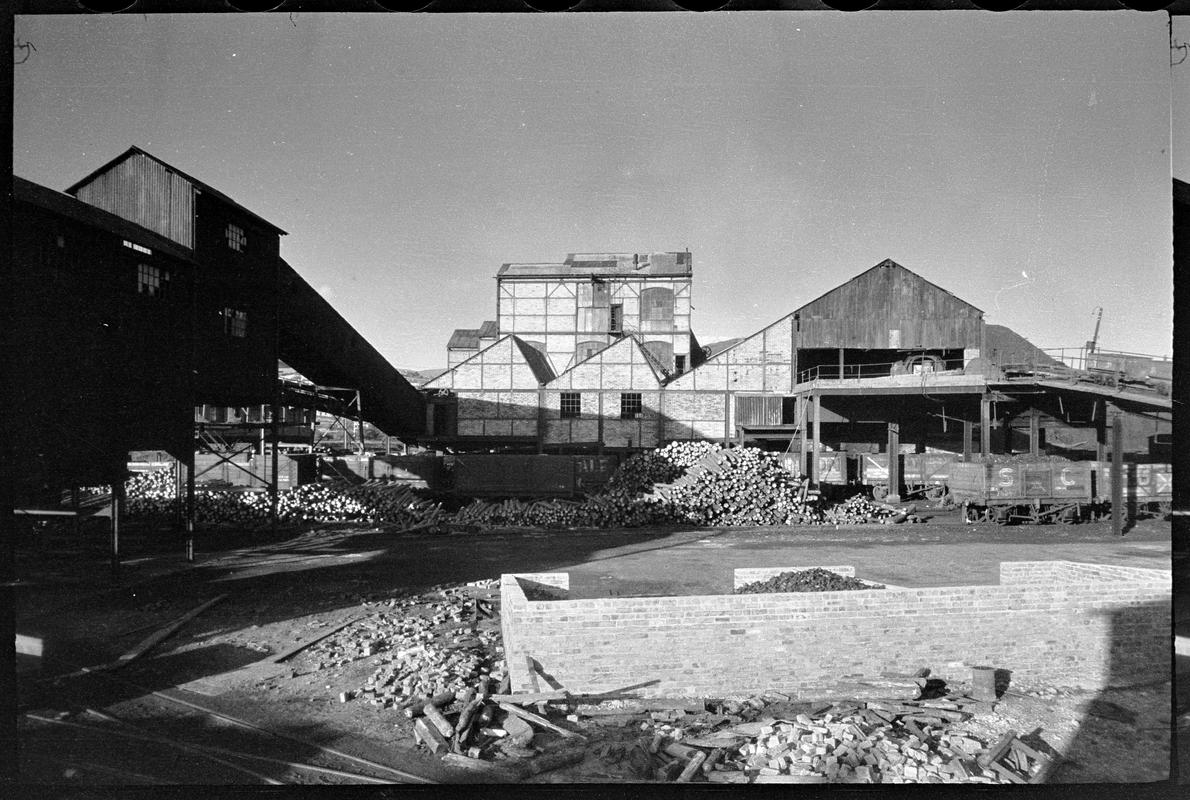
[20,650,437,786]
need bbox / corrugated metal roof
[512,337,556,384]
[448,321,499,350]
[14,175,197,264]
[796,259,983,315]
[65,146,287,236]
[448,328,481,350]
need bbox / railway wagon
[1085,351,1172,395]
[1091,461,1172,518]
[948,459,1094,524]
[857,453,955,502]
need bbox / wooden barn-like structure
[9,148,424,570]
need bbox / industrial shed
[11,148,426,571]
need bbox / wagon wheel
[1058,504,1079,524]
[925,485,948,503]
[871,484,889,501]
[992,505,1012,525]
[1158,501,1172,520]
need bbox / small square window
[223,307,248,338]
[137,263,169,297]
[620,393,642,419]
[560,392,581,419]
[226,224,247,252]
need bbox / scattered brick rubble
[273,578,1068,784]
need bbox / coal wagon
[1090,461,1172,519]
[947,458,1094,524]
[1084,351,1172,396]
[855,452,955,502]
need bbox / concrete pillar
[799,397,809,480]
[962,420,973,462]
[1029,410,1040,457]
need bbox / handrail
[797,357,966,384]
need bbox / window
[610,304,623,333]
[226,223,247,252]
[137,263,169,297]
[560,392,581,419]
[222,307,248,338]
[674,354,686,373]
[620,393,642,419]
[640,287,675,323]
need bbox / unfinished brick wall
[500,562,1170,699]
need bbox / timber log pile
[99,442,923,530]
[101,468,447,528]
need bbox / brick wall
[500,561,1169,699]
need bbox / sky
[13,11,1182,371]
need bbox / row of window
[132,263,247,339]
[573,285,675,325]
[199,405,313,424]
[560,392,643,419]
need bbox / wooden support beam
[110,477,123,580]
[1029,410,1040,457]
[811,394,822,486]
[497,702,586,740]
[799,396,809,479]
[1111,408,1124,536]
[962,420,973,462]
[980,395,992,458]
[886,421,901,503]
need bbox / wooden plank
[489,691,568,704]
[272,615,362,663]
[988,760,1026,784]
[414,717,449,754]
[113,594,229,668]
[497,702,586,740]
[440,753,522,782]
[675,751,706,782]
[423,703,454,738]
[977,731,1018,769]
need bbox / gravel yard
[13,515,1175,785]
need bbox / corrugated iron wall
[74,153,194,248]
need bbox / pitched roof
[547,334,665,385]
[427,334,555,388]
[13,175,197,263]
[498,251,692,278]
[447,320,499,350]
[512,337,556,384]
[65,146,287,235]
[796,258,983,315]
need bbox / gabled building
[494,251,694,375]
[542,335,668,450]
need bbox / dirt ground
[11,512,1178,786]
